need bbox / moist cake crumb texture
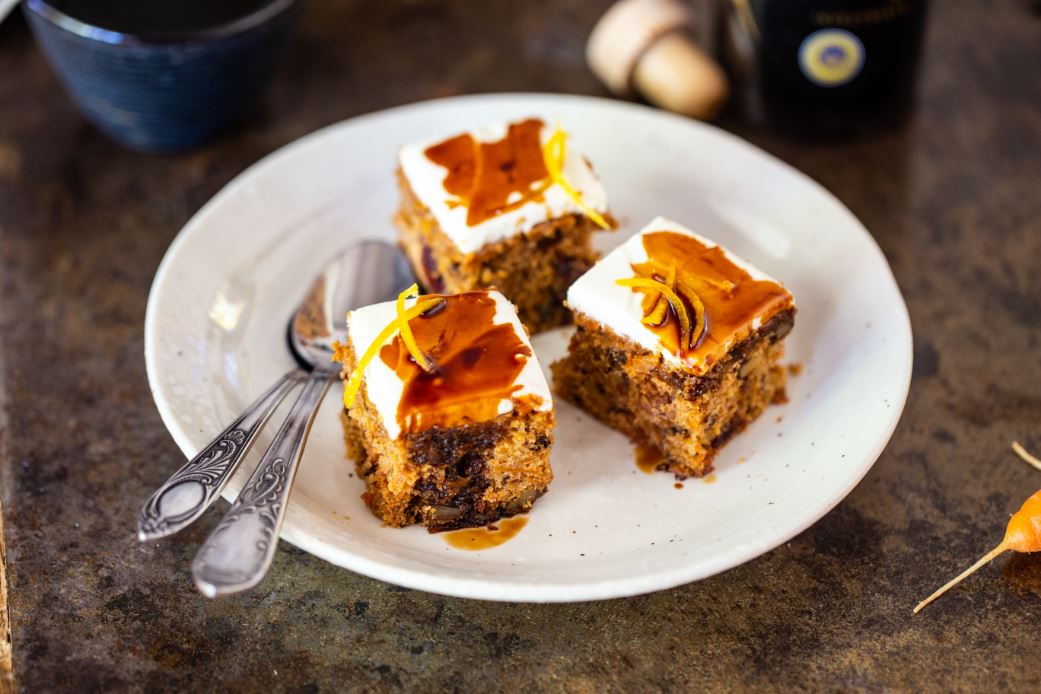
[552,216,796,478]
[335,289,555,531]
[395,118,614,333]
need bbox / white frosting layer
[346,290,552,440]
[398,119,609,255]
[566,216,792,371]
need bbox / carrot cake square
[334,288,554,531]
[394,117,614,333]
[552,217,796,478]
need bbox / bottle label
[798,29,865,87]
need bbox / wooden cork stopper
[587,0,729,120]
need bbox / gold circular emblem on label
[799,29,865,87]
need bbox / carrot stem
[1012,441,1041,471]
[913,542,1008,614]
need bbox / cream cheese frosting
[566,216,794,374]
[347,289,552,439]
[398,119,609,255]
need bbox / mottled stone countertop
[2,0,1041,691]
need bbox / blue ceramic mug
[23,0,297,152]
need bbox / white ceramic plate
[145,94,912,602]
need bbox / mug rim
[24,0,296,45]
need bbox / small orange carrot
[914,488,1041,613]
[1012,441,1041,471]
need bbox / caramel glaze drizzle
[423,118,550,226]
[627,231,793,367]
[379,291,535,435]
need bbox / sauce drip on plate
[442,516,528,550]
[424,118,550,226]
[635,444,664,474]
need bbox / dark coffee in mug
[48,0,275,36]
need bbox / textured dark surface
[2,1,1041,691]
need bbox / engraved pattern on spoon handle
[137,370,305,541]
[191,372,333,598]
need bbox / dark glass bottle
[726,0,928,136]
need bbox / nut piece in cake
[394,118,615,333]
[333,287,555,531]
[552,217,795,478]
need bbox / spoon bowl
[138,239,415,555]
[289,239,416,371]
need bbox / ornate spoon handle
[137,370,305,541]
[191,372,333,598]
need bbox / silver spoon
[137,240,414,594]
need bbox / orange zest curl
[642,295,669,326]
[640,265,676,326]
[632,259,674,283]
[617,277,693,347]
[676,279,708,349]
[396,284,436,373]
[640,289,660,313]
[914,487,1041,613]
[634,258,735,295]
[342,289,443,409]
[541,124,611,230]
[618,263,709,351]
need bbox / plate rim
[144,92,913,602]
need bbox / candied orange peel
[541,124,611,230]
[342,288,442,408]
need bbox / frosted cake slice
[552,217,795,477]
[395,117,614,333]
[334,288,554,531]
